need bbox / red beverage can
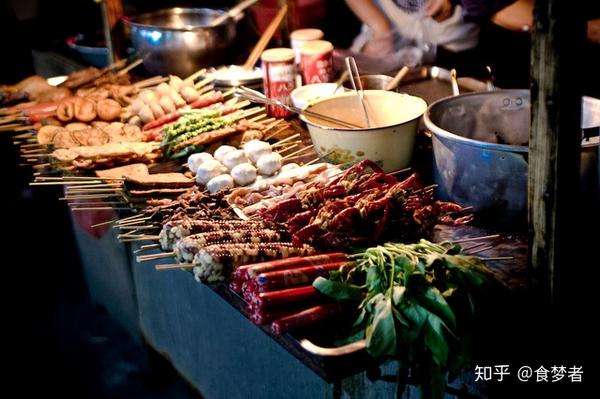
[261,48,296,118]
[300,40,334,85]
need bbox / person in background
[343,0,483,75]
[462,0,600,90]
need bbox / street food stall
[1,0,596,397]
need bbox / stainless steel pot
[424,90,598,228]
[123,8,237,77]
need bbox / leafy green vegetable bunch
[314,240,500,399]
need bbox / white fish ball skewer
[280,162,300,172]
[196,160,228,185]
[243,140,272,163]
[222,149,250,171]
[206,174,235,193]
[187,152,214,174]
[256,152,283,176]
[231,163,257,186]
[214,145,237,163]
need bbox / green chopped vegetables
[161,110,233,159]
[313,240,502,399]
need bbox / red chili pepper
[271,302,343,334]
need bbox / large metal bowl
[123,8,237,77]
[424,90,598,228]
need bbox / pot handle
[450,69,460,96]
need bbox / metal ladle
[345,56,371,128]
[235,86,364,129]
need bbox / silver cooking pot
[123,8,237,77]
[424,90,599,228]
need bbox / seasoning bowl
[290,83,345,110]
[301,90,427,171]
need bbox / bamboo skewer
[137,252,175,262]
[304,150,335,166]
[91,219,117,228]
[197,84,215,96]
[133,244,161,254]
[60,194,123,200]
[134,76,168,89]
[271,133,300,148]
[222,88,236,98]
[0,124,32,132]
[451,234,500,244]
[32,163,51,169]
[232,100,251,110]
[0,115,23,124]
[263,125,289,140]
[68,201,126,206]
[155,263,195,271]
[35,176,124,181]
[118,229,141,238]
[119,225,158,230]
[388,167,412,177]
[248,113,268,123]
[114,214,148,224]
[478,256,514,262]
[31,180,105,186]
[466,245,494,255]
[115,217,152,227]
[65,183,123,189]
[194,75,216,90]
[117,58,143,76]
[461,241,489,252]
[276,143,299,155]
[185,68,207,83]
[13,131,36,138]
[71,207,130,211]
[282,144,315,161]
[66,188,123,193]
[243,4,288,70]
[119,235,159,243]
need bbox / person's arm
[490,0,533,32]
[344,0,395,56]
[426,0,456,22]
[588,19,600,44]
[344,0,393,36]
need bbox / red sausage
[271,303,343,334]
[231,253,348,291]
[251,286,321,311]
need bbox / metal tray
[207,64,262,89]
